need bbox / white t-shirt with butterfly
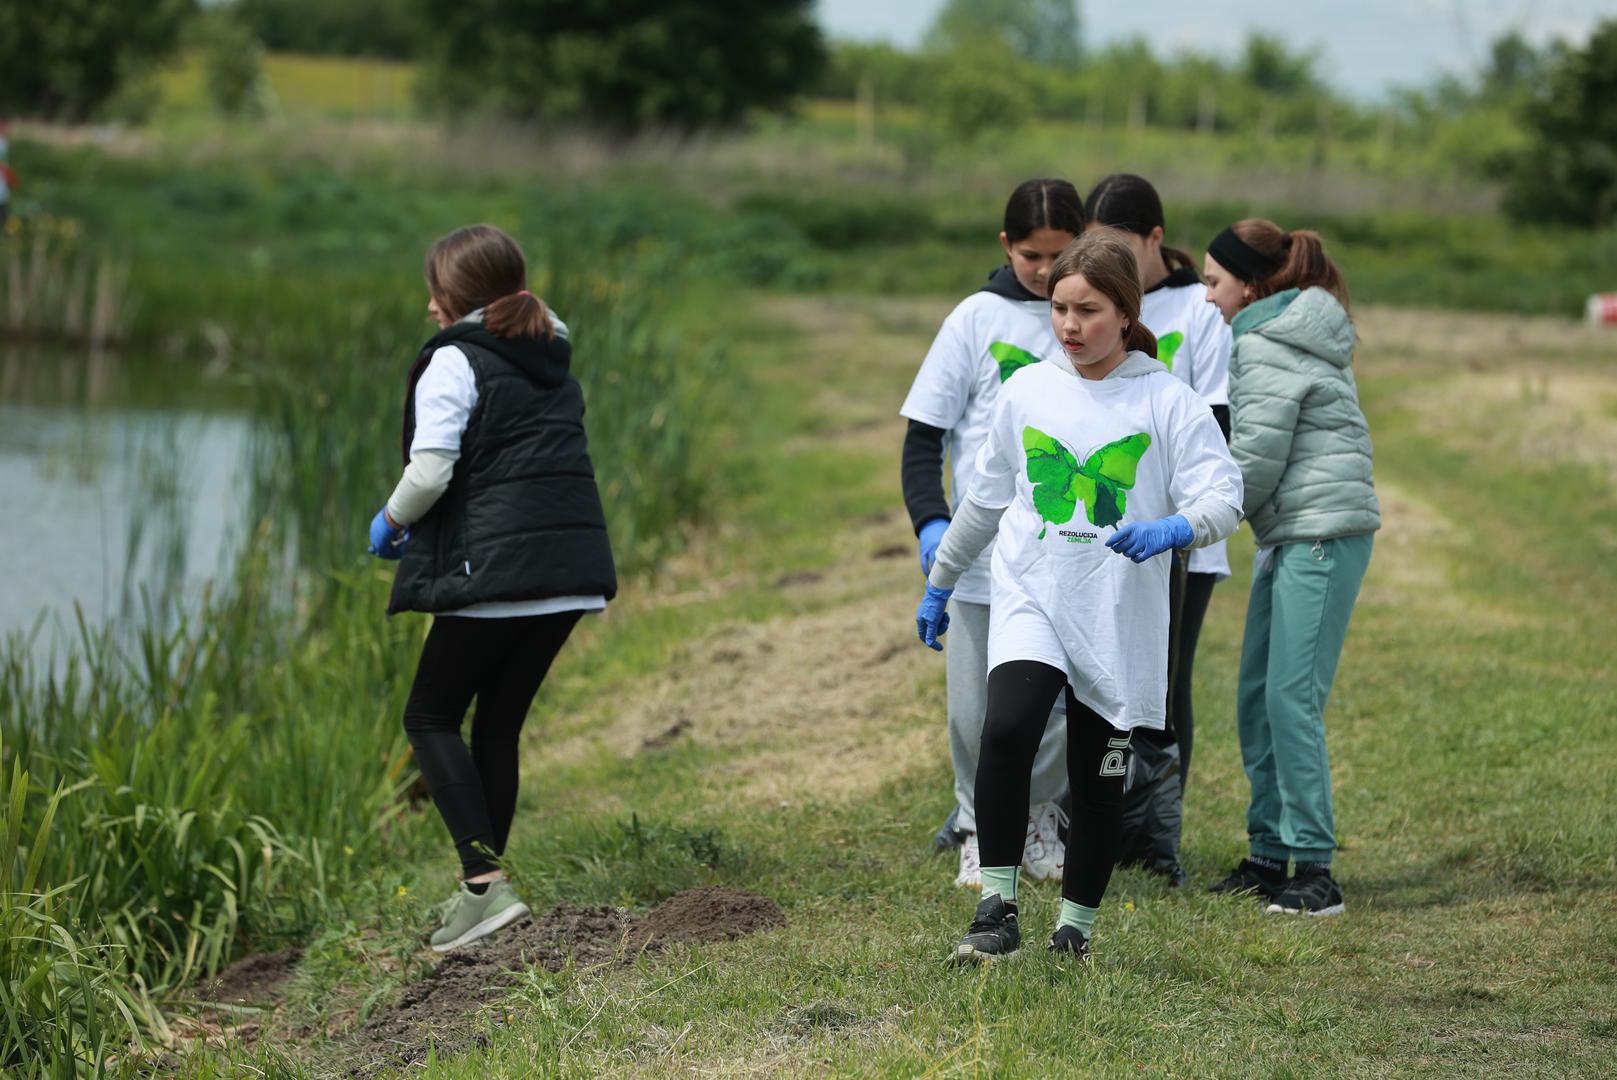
[900,291,1062,605]
[963,353,1242,731]
[1142,274,1234,578]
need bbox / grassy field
[5,112,1616,1073]
[138,295,1617,1077]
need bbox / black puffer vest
[387,320,618,615]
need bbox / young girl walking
[368,224,617,951]
[1085,173,1234,884]
[1201,219,1379,916]
[900,179,1085,890]
[916,232,1243,962]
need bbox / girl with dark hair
[900,179,1086,891]
[1202,219,1378,916]
[1085,173,1234,885]
[368,224,618,951]
[916,232,1243,963]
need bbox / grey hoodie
[1228,287,1381,546]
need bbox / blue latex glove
[915,583,953,651]
[1106,514,1194,563]
[917,517,950,576]
[368,508,410,560]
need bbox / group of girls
[905,175,1379,963]
[361,178,1376,966]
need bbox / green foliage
[194,11,270,118]
[924,0,1082,69]
[1497,18,1617,227]
[924,43,1029,143]
[0,742,156,1074]
[236,0,423,60]
[0,0,194,120]
[412,0,826,131]
[1240,33,1321,96]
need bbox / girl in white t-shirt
[1085,173,1234,884]
[900,179,1086,890]
[915,231,1243,964]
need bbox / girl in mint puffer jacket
[1200,219,1380,917]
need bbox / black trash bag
[1117,551,1190,884]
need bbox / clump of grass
[1,217,131,349]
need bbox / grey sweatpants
[947,598,1068,832]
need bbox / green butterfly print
[1156,331,1184,372]
[990,341,1041,382]
[1022,425,1152,537]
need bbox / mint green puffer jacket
[1228,286,1381,546]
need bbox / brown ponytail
[1231,218,1350,310]
[424,224,554,340]
[1047,231,1159,360]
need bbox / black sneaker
[951,894,1020,965]
[931,806,967,853]
[1209,859,1288,901]
[1266,867,1345,916]
[1047,925,1091,962]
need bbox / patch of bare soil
[343,888,782,1076]
[196,947,303,1007]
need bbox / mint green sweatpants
[1237,533,1373,864]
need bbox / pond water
[0,347,253,654]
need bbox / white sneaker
[1024,802,1068,882]
[955,833,982,889]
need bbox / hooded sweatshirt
[929,350,1243,730]
[1228,287,1380,546]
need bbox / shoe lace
[1035,803,1069,846]
[968,906,1014,934]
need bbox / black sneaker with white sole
[1047,925,1091,962]
[1208,859,1288,901]
[951,894,1020,965]
[1266,867,1345,916]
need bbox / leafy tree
[412,0,825,132]
[235,0,423,59]
[924,43,1029,143]
[1498,19,1617,227]
[0,0,194,119]
[1240,33,1320,96]
[924,0,1081,69]
[197,10,270,118]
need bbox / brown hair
[1046,231,1159,359]
[1231,218,1350,310]
[1084,173,1197,276]
[423,224,553,339]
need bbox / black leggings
[975,660,1132,907]
[1172,570,1218,786]
[402,611,581,877]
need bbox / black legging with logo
[975,660,1133,906]
[402,610,581,877]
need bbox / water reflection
[0,346,252,651]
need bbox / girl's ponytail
[1229,219,1350,310]
[1125,320,1158,359]
[424,224,555,340]
[483,290,553,340]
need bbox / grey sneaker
[429,880,530,952]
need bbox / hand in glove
[1105,514,1193,563]
[918,517,949,577]
[368,508,410,560]
[915,583,953,651]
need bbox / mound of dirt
[345,889,782,1075]
[348,904,630,1075]
[628,886,785,949]
[196,947,302,1006]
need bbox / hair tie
[516,289,534,300]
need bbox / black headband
[1208,226,1284,284]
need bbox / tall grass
[0,185,732,1069]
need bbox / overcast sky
[814,0,1617,98]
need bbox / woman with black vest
[368,224,617,952]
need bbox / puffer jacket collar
[1233,287,1355,369]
